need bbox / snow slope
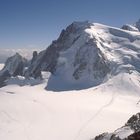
[0,71,140,140]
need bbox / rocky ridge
[93,113,140,140]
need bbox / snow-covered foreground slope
[0,71,140,140]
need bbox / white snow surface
[0,64,4,70]
[0,71,140,140]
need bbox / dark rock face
[126,131,140,140]
[121,24,139,32]
[25,47,59,78]
[31,51,38,64]
[126,113,140,132]
[110,135,123,140]
[94,133,111,140]
[92,113,140,140]
[0,70,10,87]
[94,133,122,140]
[72,38,110,80]
[121,19,140,32]
[25,21,92,78]
[0,53,27,87]
[24,50,42,78]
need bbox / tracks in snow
[74,91,117,140]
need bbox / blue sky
[0,0,140,49]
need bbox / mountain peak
[22,20,140,91]
[71,20,90,28]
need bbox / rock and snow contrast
[93,113,140,140]
[122,19,140,32]
[121,24,139,32]
[0,20,140,140]
[2,53,27,76]
[0,53,28,87]
[25,20,140,91]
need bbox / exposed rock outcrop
[126,131,140,140]
[93,113,140,140]
[2,53,27,76]
[0,53,27,87]
[31,51,38,64]
[126,113,140,132]
[0,70,10,87]
[122,19,140,32]
[121,24,139,32]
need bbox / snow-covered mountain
[23,21,140,91]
